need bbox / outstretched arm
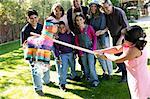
[95,45,123,54]
[97,47,141,63]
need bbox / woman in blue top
[88,1,113,79]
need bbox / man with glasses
[100,0,129,83]
[20,9,49,96]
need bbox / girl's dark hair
[125,25,147,50]
[58,21,65,26]
[27,9,38,17]
[74,13,86,26]
[50,3,64,18]
[74,13,86,35]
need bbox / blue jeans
[30,62,50,91]
[57,52,77,85]
[97,34,113,75]
[81,53,99,82]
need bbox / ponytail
[125,25,147,50]
[135,38,147,50]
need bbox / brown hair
[50,3,64,18]
[74,13,86,26]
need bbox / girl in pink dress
[95,25,150,99]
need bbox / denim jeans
[97,34,113,75]
[81,53,99,82]
[57,52,77,85]
[30,62,50,91]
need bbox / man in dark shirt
[20,11,43,46]
[101,0,129,82]
[20,9,49,96]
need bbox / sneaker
[91,81,99,87]
[80,75,86,80]
[45,81,54,86]
[118,78,127,83]
[80,75,91,82]
[102,73,108,80]
[107,75,113,80]
[36,90,44,96]
[59,84,67,92]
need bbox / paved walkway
[135,16,150,22]
[135,5,150,22]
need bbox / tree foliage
[0,0,72,25]
[111,0,120,7]
[0,0,28,25]
[0,0,121,25]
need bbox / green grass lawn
[0,40,20,55]
[0,22,149,99]
[0,42,130,99]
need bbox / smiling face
[28,15,39,26]
[58,24,67,34]
[53,6,63,19]
[90,4,98,14]
[73,0,81,9]
[102,3,113,14]
[75,16,85,27]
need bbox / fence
[0,24,24,44]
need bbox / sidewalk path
[135,16,150,23]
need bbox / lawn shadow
[0,49,23,61]
[65,74,129,99]
[0,48,27,71]
[67,88,93,99]
[67,80,90,88]
[45,82,59,89]
[67,74,123,87]
[44,93,63,99]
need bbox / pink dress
[123,46,150,99]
